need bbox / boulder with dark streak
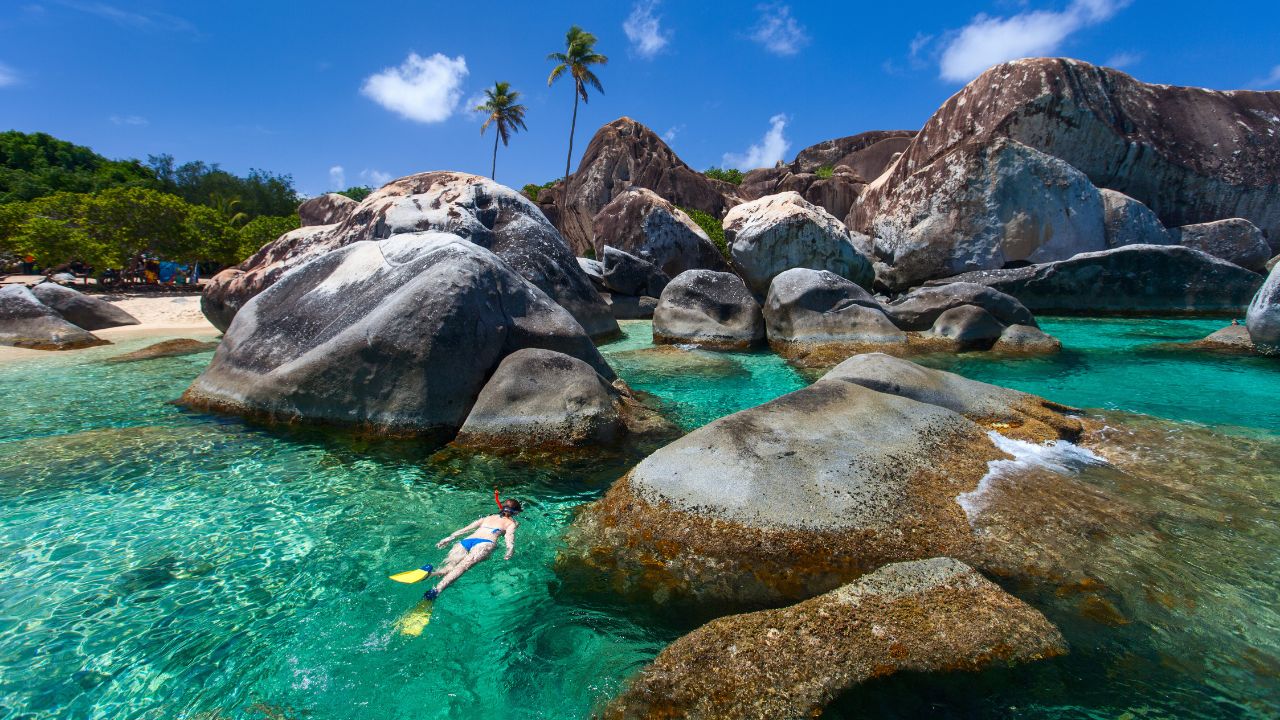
[1246,263,1280,352]
[884,283,1037,330]
[557,117,738,256]
[590,187,730,276]
[652,270,764,350]
[0,285,109,350]
[856,57,1280,243]
[600,246,669,298]
[1100,189,1173,248]
[298,193,358,227]
[202,172,619,340]
[30,282,139,330]
[183,233,613,441]
[763,268,905,362]
[929,244,1264,315]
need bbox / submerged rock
[1171,218,1272,273]
[30,283,140,331]
[603,558,1066,720]
[652,270,764,350]
[934,245,1264,314]
[454,348,670,451]
[1186,324,1257,353]
[298,192,358,227]
[925,305,1006,350]
[590,187,730,276]
[993,324,1063,354]
[724,191,873,295]
[182,233,611,441]
[763,268,905,362]
[202,172,618,340]
[0,285,108,350]
[1246,263,1280,352]
[106,338,219,363]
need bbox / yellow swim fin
[389,564,433,584]
[396,598,435,637]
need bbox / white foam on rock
[957,431,1106,522]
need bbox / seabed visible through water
[0,317,1277,719]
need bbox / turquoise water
[0,320,1277,718]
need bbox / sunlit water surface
[0,319,1276,719]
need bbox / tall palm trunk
[491,131,500,180]
[564,84,580,187]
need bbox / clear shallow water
[0,320,1277,719]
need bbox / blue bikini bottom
[460,538,494,552]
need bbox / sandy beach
[0,293,218,363]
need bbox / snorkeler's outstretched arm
[435,519,482,548]
[503,521,517,560]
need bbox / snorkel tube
[494,488,503,511]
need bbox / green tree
[237,215,300,262]
[0,131,153,204]
[474,81,529,181]
[82,187,194,262]
[337,186,373,202]
[547,26,608,187]
[185,204,240,265]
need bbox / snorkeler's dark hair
[500,498,523,515]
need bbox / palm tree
[208,193,248,227]
[547,25,608,187]
[474,81,529,181]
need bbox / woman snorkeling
[415,496,522,600]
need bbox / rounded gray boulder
[884,282,1037,330]
[652,270,764,350]
[927,305,1006,349]
[31,282,139,331]
[1172,218,1272,273]
[763,268,905,361]
[0,285,108,350]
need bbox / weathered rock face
[859,57,1280,242]
[763,268,905,360]
[1246,263,1280,351]
[932,245,1265,314]
[297,192,358,227]
[1100,189,1173,248]
[865,137,1107,290]
[600,246,669,298]
[590,188,730,276]
[926,305,1006,349]
[884,283,1037,331]
[603,558,1066,720]
[30,282,139,330]
[560,358,1081,606]
[792,130,917,178]
[652,270,764,350]
[740,168,866,224]
[202,172,619,340]
[1172,218,1272,273]
[454,348,637,450]
[557,117,737,256]
[0,285,108,350]
[182,233,612,440]
[725,192,874,295]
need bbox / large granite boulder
[600,246,669,298]
[740,168,865,223]
[925,305,1006,349]
[865,137,1106,290]
[931,245,1265,314]
[857,57,1280,242]
[557,117,737,256]
[1172,218,1272,273]
[791,130,917,178]
[763,268,905,362]
[202,172,619,340]
[560,358,1080,606]
[1246,263,1280,352]
[724,191,873,295]
[298,192,358,227]
[1100,189,1173,248]
[30,282,139,330]
[603,558,1066,720]
[884,283,1037,331]
[182,233,612,441]
[652,270,764,350]
[0,285,108,350]
[454,348,669,450]
[590,188,730,276]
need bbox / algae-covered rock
[106,338,219,363]
[604,558,1066,720]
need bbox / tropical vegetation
[475,81,528,182]
[681,206,730,259]
[547,26,608,187]
[703,167,744,185]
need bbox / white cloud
[722,113,790,170]
[109,114,148,126]
[0,63,18,87]
[329,166,345,190]
[750,4,808,56]
[939,0,1129,82]
[1250,65,1280,90]
[624,0,670,59]
[360,169,392,187]
[662,125,684,143]
[54,1,194,32]
[361,52,469,123]
[1104,51,1142,69]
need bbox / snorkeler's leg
[433,542,494,595]
[435,543,468,575]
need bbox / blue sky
[2,1,1278,196]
